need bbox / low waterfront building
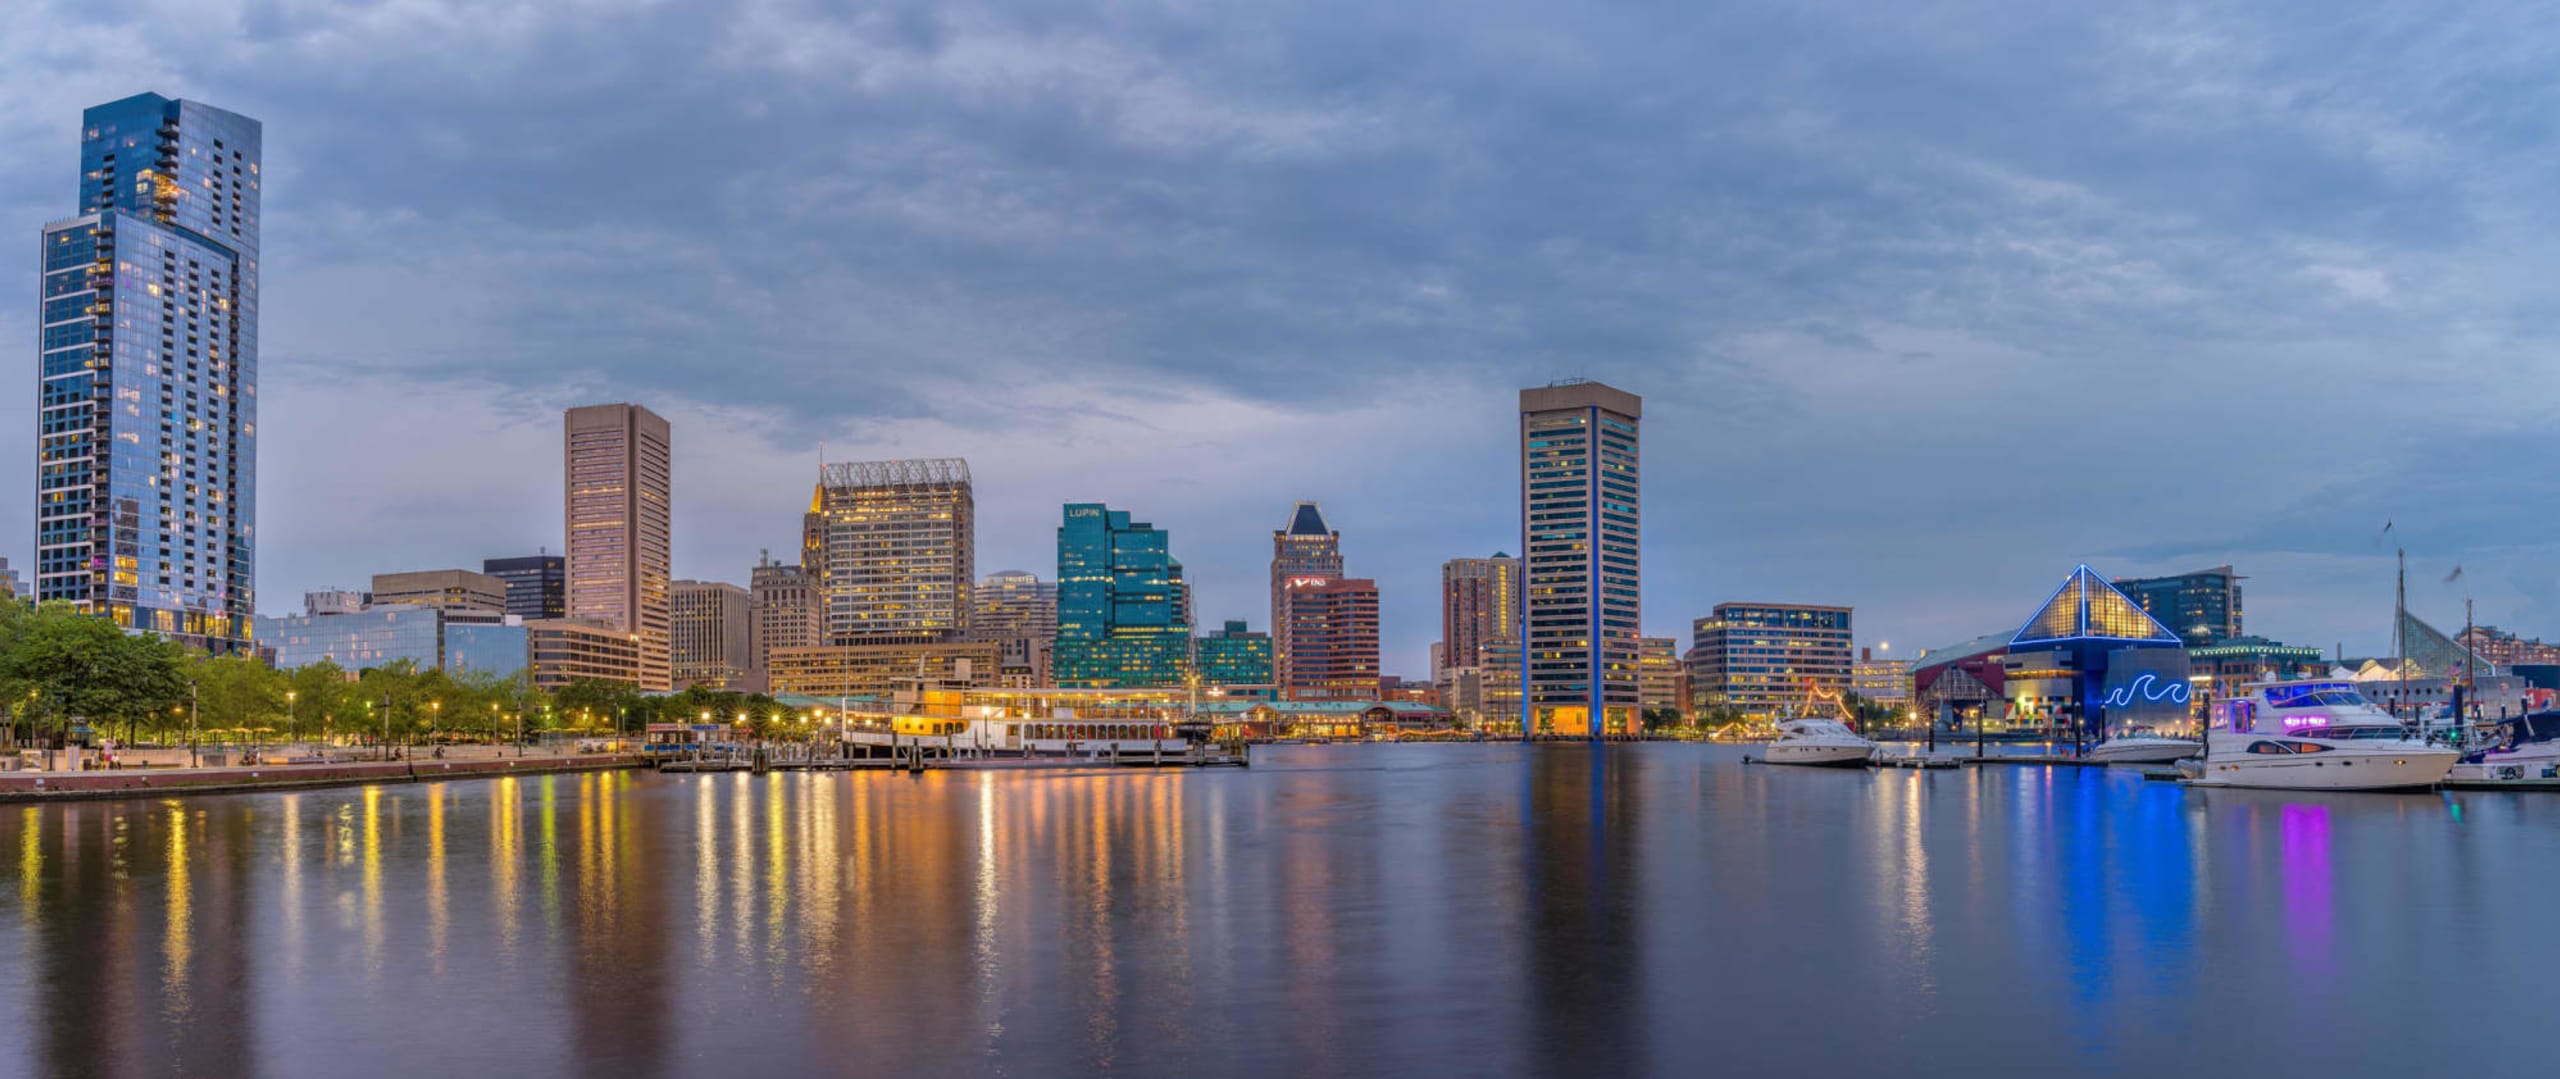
[1910,565,2188,739]
[2186,636,2326,700]
[767,637,1003,697]
[370,569,508,615]
[256,607,527,679]
[526,619,646,691]
[1687,603,1854,719]
[1910,634,2009,726]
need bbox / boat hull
[1763,743,1876,767]
[2187,747,2458,791]
[2086,738,2200,765]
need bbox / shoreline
[0,753,650,804]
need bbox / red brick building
[1281,576,1381,701]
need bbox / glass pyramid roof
[2010,565,2183,646]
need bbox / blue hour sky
[7,0,2560,673]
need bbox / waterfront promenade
[0,747,646,803]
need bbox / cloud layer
[8,0,2560,669]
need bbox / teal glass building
[36,93,260,649]
[1196,620,1273,688]
[1053,503,1190,688]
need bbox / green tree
[192,652,287,744]
[286,660,359,743]
[553,679,642,734]
[0,602,188,744]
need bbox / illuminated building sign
[2102,673,2191,709]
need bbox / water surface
[4,744,2555,1077]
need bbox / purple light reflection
[2280,803,2336,980]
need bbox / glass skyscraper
[1052,503,1190,688]
[36,93,260,648]
[1519,380,1641,737]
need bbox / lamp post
[429,700,441,754]
[187,680,200,768]
[286,689,298,749]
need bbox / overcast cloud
[7,0,2560,671]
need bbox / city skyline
[9,5,2557,676]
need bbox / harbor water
[4,743,2556,1077]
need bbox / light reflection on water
[2,745,2558,1078]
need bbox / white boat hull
[2086,738,2200,765]
[2188,746,2458,791]
[1763,743,1875,767]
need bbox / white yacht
[2184,679,2457,791]
[1763,718,1878,768]
[2086,728,2201,765]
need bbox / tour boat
[2085,728,2201,765]
[2183,679,2457,791]
[1762,718,1878,767]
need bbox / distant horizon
[9,3,2553,674]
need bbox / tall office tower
[805,458,974,643]
[1269,501,1344,692]
[564,403,672,690]
[2112,565,2243,647]
[1519,380,1642,738]
[1053,503,1190,688]
[1439,553,1522,682]
[670,579,752,689]
[483,553,566,620]
[971,569,1058,641]
[36,93,261,649]
[1280,576,1381,701]
[1688,603,1854,719]
[748,551,821,672]
[1636,636,1684,716]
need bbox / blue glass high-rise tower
[1053,503,1190,688]
[35,94,260,648]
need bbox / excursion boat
[2085,728,2202,765]
[1762,718,1878,768]
[2183,679,2457,791]
[2448,711,2560,782]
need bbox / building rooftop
[1281,501,1333,537]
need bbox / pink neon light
[2283,715,2330,728]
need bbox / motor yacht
[1762,718,1878,767]
[2085,728,2202,765]
[2183,679,2457,791]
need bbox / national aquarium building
[1915,565,2192,739]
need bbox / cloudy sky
[7,0,2559,672]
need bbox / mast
[2394,547,2407,719]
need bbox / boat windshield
[1781,720,1852,737]
[2264,685,2371,709]
[2283,726,2414,741]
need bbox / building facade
[2455,625,2560,669]
[670,579,753,689]
[369,569,507,614]
[806,458,974,643]
[483,554,565,620]
[972,569,1058,641]
[563,403,671,690]
[1519,380,1642,737]
[1269,502,1344,693]
[1439,553,1521,686]
[1053,503,1190,688]
[1687,603,1855,719]
[1280,576,1380,701]
[256,607,526,679]
[766,638,1001,697]
[2114,565,2243,647]
[2186,636,2327,700]
[1637,636,1683,716]
[1851,647,1912,704]
[302,589,367,616]
[526,618,646,691]
[1196,620,1275,689]
[749,553,821,673]
[36,93,261,650]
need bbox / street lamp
[286,689,298,747]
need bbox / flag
[2446,565,2464,584]
[2383,520,2394,533]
